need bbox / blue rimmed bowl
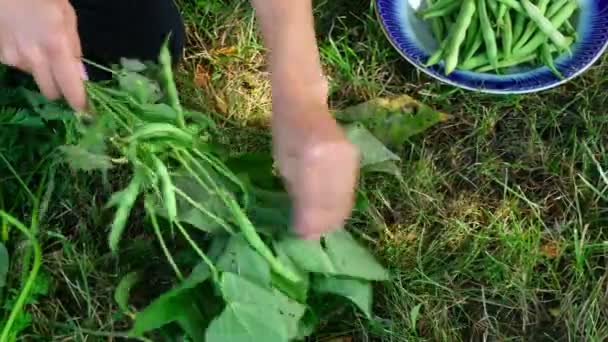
[375,0,608,94]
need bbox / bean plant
[66,44,449,340]
[0,41,447,340]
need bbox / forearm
[250,0,327,109]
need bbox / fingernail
[81,64,89,81]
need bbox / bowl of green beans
[376,0,608,93]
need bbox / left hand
[272,88,360,240]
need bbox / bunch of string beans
[420,0,578,76]
[79,44,302,286]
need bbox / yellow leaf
[335,95,449,147]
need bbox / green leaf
[130,262,211,336]
[277,230,389,281]
[313,276,373,318]
[207,234,230,261]
[133,287,207,339]
[120,58,148,72]
[206,302,286,342]
[246,185,292,235]
[1,108,44,127]
[362,161,402,179]
[159,170,232,233]
[206,273,305,342]
[74,111,114,155]
[410,304,422,329]
[216,234,271,287]
[60,145,113,172]
[225,153,277,189]
[176,300,208,342]
[335,95,448,146]
[114,271,141,312]
[20,88,74,121]
[0,242,8,288]
[28,271,50,299]
[273,289,307,340]
[296,310,318,339]
[272,242,309,303]
[0,273,49,339]
[118,71,160,104]
[354,190,370,213]
[343,123,401,178]
[247,207,290,235]
[207,273,287,342]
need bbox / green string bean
[444,0,477,74]
[478,0,498,69]
[416,0,578,77]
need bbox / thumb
[293,205,342,240]
[293,207,321,240]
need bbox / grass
[2,0,608,340]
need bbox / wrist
[271,73,329,115]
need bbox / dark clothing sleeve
[69,0,185,80]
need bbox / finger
[294,147,348,210]
[292,181,350,239]
[293,172,353,237]
[293,205,345,240]
[21,44,61,100]
[0,37,26,71]
[291,145,358,239]
[62,2,87,81]
[47,37,87,111]
[51,56,87,111]
[67,28,88,82]
[62,3,82,56]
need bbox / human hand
[272,87,360,240]
[0,0,86,111]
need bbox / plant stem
[174,221,219,283]
[0,212,42,342]
[144,197,184,280]
[173,187,234,234]
[0,193,7,242]
[0,154,35,203]
[86,86,134,133]
[48,321,153,342]
[82,58,119,75]
[190,149,250,208]
[224,196,302,283]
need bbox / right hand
[0,0,87,111]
